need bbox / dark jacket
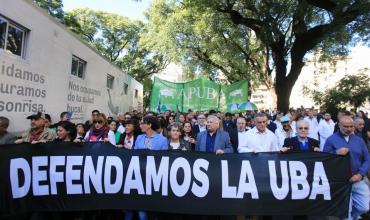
[168,138,191,151]
[267,121,277,133]
[195,129,233,153]
[283,136,320,152]
[192,124,207,137]
[117,133,138,148]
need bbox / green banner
[150,77,249,112]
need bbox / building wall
[0,0,143,132]
[251,46,370,112]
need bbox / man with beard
[15,112,54,144]
[275,115,295,149]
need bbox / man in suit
[192,113,207,137]
[195,115,233,154]
[228,117,249,152]
[282,120,320,152]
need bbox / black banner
[0,142,351,217]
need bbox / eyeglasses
[125,117,131,120]
[298,127,309,130]
[94,121,104,124]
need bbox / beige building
[0,0,143,132]
[251,46,370,111]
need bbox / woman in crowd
[167,123,191,151]
[183,121,196,150]
[178,113,186,125]
[167,115,175,125]
[108,120,121,145]
[117,119,140,149]
[84,115,109,142]
[54,121,76,142]
[157,116,168,137]
[74,123,85,142]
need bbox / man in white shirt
[318,112,335,150]
[275,115,295,148]
[228,117,248,152]
[238,113,279,153]
[304,109,319,140]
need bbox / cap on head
[26,112,46,120]
[280,116,290,123]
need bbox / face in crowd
[179,114,186,123]
[31,118,45,131]
[168,116,175,124]
[57,126,70,140]
[254,115,267,133]
[125,123,134,134]
[354,118,365,132]
[109,121,117,131]
[308,110,314,118]
[282,121,291,131]
[296,120,309,139]
[76,124,85,135]
[206,116,219,133]
[183,122,192,134]
[324,113,331,121]
[93,117,105,130]
[236,117,246,132]
[197,114,206,126]
[169,125,181,141]
[339,116,355,136]
[92,111,100,121]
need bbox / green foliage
[34,0,64,20]
[67,8,168,83]
[307,72,370,114]
[144,0,370,111]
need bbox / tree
[306,72,370,115]
[67,9,168,82]
[144,0,370,112]
[34,0,82,34]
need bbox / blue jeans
[344,180,370,220]
[125,211,148,220]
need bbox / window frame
[107,74,115,90]
[71,55,87,79]
[123,82,129,95]
[0,15,27,58]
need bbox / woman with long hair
[183,121,196,150]
[108,120,121,145]
[54,121,76,142]
[116,119,140,149]
[84,114,109,142]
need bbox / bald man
[324,116,370,219]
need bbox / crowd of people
[0,107,370,220]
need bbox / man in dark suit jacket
[227,117,249,152]
[282,120,320,152]
[196,115,233,154]
[192,113,207,137]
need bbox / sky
[63,0,153,21]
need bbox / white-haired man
[195,115,233,154]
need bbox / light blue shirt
[134,132,168,150]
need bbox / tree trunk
[275,81,294,114]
